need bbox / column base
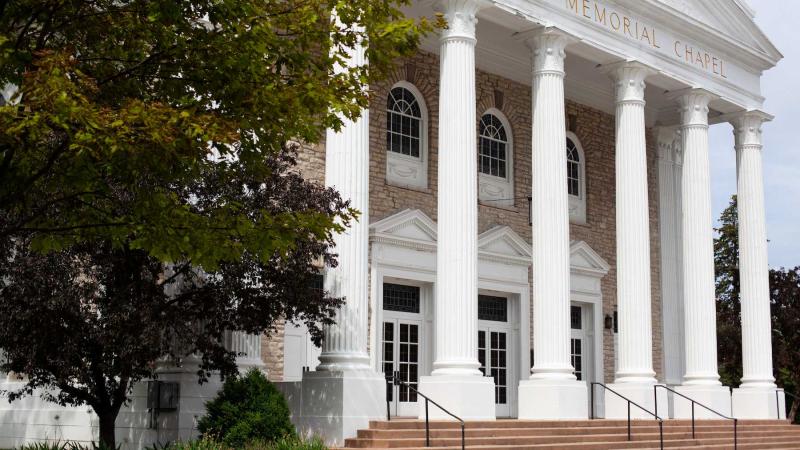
[732,387,783,419]
[603,383,668,419]
[672,385,732,419]
[417,375,496,420]
[518,378,588,419]
[285,370,386,447]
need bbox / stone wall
[263,49,664,385]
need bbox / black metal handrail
[777,388,798,421]
[385,372,465,450]
[590,382,664,450]
[654,384,738,449]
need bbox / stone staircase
[337,419,800,449]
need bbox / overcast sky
[708,0,799,268]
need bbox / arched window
[386,82,428,189]
[478,109,514,206]
[479,113,509,179]
[566,132,587,223]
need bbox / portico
[283,0,783,445]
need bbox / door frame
[373,274,434,417]
[477,290,518,418]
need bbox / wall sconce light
[527,196,533,226]
[604,314,613,330]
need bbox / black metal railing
[385,372,465,450]
[777,389,798,421]
[590,382,664,450]
[654,385,738,450]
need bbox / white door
[477,295,515,418]
[570,303,593,386]
[381,283,425,417]
[283,322,321,381]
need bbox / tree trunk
[789,396,799,424]
[98,410,118,449]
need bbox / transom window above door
[385,82,429,190]
[478,295,508,322]
[383,283,421,314]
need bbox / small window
[479,114,509,179]
[383,283,420,314]
[566,132,587,224]
[478,295,508,322]
[387,87,422,158]
[567,138,581,197]
[385,82,428,189]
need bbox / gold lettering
[685,44,693,63]
[720,59,728,78]
[582,0,591,18]
[694,51,704,67]
[652,28,661,48]
[610,12,621,30]
[712,57,720,75]
[704,53,711,70]
[674,40,682,58]
[594,3,606,24]
[641,26,652,47]
[567,0,579,13]
[623,16,632,37]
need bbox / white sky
[709,0,799,268]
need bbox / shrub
[197,369,295,447]
[153,436,326,450]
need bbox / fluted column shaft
[318,29,370,371]
[608,63,657,383]
[528,29,575,380]
[433,0,485,376]
[733,112,776,389]
[676,90,721,385]
[657,127,686,386]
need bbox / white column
[731,111,781,419]
[417,0,495,420]
[609,62,657,384]
[602,62,666,418]
[673,89,731,418]
[518,28,587,420]
[317,32,371,372]
[300,20,385,446]
[657,127,686,388]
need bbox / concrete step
[356,425,800,439]
[337,437,800,450]
[368,419,789,430]
[338,419,800,450]
[345,431,800,448]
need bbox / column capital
[601,61,656,104]
[655,126,680,164]
[518,27,574,75]
[670,88,716,127]
[729,110,772,150]
[436,0,490,42]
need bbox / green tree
[0,1,431,447]
[714,196,800,422]
[0,0,430,262]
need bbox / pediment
[478,226,532,260]
[570,240,610,275]
[370,209,437,243]
[646,0,781,63]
